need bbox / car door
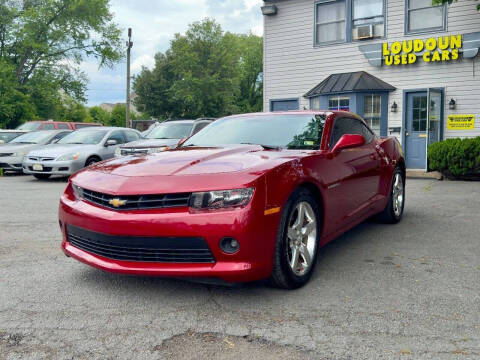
[103,130,126,159]
[322,117,381,229]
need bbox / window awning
[304,71,395,98]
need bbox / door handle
[405,132,409,136]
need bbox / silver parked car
[0,130,71,173]
[115,118,214,156]
[23,127,142,179]
[0,130,30,145]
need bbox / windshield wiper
[153,137,172,140]
[240,143,281,150]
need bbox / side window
[107,130,126,144]
[191,121,211,135]
[41,123,55,130]
[330,117,366,149]
[124,130,140,142]
[360,122,375,143]
[57,123,70,129]
[49,132,70,144]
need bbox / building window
[352,0,385,40]
[363,94,381,135]
[311,97,321,110]
[315,0,346,45]
[328,96,350,111]
[406,0,446,34]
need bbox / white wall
[263,0,480,140]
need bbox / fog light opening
[220,237,240,254]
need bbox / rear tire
[378,167,405,224]
[33,174,51,180]
[270,188,321,290]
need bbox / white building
[262,0,480,168]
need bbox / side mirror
[177,138,187,147]
[105,139,118,147]
[331,134,365,153]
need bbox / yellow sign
[447,115,475,130]
[383,35,462,66]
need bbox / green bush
[428,137,480,179]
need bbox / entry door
[405,92,428,169]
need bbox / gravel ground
[0,174,479,360]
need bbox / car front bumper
[0,156,24,172]
[58,186,280,283]
[23,158,85,176]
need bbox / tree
[0,0,122,126]
[233,34,263,113]
[109,104,136,127]
[433,0,479,11]
[133,19,264,119]
[89,106,111,125]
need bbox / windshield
[147,122,193,139]
[184,115,325,150]
[58,130,108,145]
[16,122,41,131]
[10,131,53,144]
[0,132,24,143]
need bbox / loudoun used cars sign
[358,32,480,67]
[382,35,462,66]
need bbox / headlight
[114,147,122,156]
[57,153,80,161]
[147,147,168,154]
[189,188,254,210]
[72,184,84,200]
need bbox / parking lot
[0,174,479,359]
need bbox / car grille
[66,225,215,263]
[0,153,13,157]
[121,148,149,156]
[28,156,55,161]
[82,187,191,210]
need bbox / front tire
[33,174,51,180]
[270,188,321,289]
[85,157,100,167]
[378,167,405,224]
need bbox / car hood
[27,144,98,157]
[0,143,42,153]
[72,145,310,195]
[122,138,180,148]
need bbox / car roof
[221,110,361,120]
[160,120,195,124]
[0,129,29,132]
[76,126,137,131]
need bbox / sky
[84,0,264,107]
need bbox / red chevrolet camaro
[59,111,405,289]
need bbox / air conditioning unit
[356,25,373,40]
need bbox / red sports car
[59,111,405,289]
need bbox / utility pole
[126,28,133,128]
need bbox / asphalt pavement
[0,174,479,359]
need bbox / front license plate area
[33,164,43,171]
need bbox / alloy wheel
[286,201,317,276]
[392,173,404,217]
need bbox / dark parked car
[115,118,214,156]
